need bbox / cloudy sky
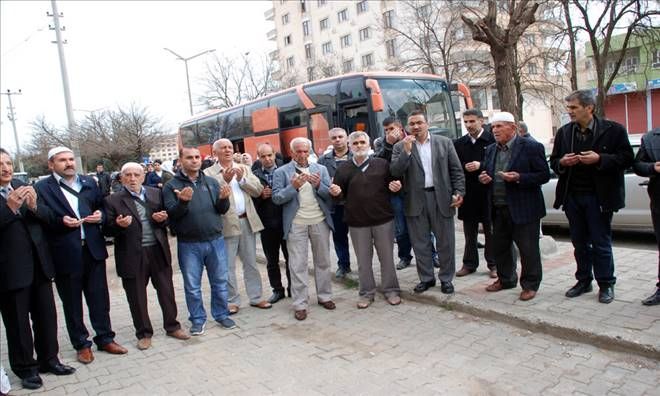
[0,0,274,154]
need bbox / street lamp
[164,47,216,116]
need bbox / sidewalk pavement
[271,221,660,360]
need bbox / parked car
[541,134,653,233]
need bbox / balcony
[267,29,277,41]
[269,49,279,61]
[264,8,274,21]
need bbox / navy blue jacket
[35,174,108,274]
[482,136,550,225]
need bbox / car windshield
[376,78,457,139]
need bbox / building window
[307,66,315,81]
[491,88,500,110]
[622,56,639,74]
[359,27,370,41]
[320,17,329,30]
[528,62,537,75]
[286,56,295,70]
[305,43,313,59]
[653,49,660,68]
[317,0,326,6]
[338,8,348,23]
[386,39,396,58]
[284,35,292,46]
[361,53,374,68]
[357,1,368,14]
[322,41,333,55]
[282,13,289,25]
[383,10,394,28]
[340,34,352,48]
[343,59,354,73]
[302,20,310,36]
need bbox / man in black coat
[252,143,290,303]
[35,147,127,364]
[454,109,497,278]
[95,162,112,197]
[0,148,75,390]
[104,162,190,350]
[550,90,634,304]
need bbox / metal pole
[50,0,83,172]
[5,91,24,172]
[163,48,216,116]
[184,60,193,115]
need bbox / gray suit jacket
[271,161,334,239]
[390,134,465,218]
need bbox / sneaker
[396,259,411,270]
[190,322,206,336]
[335,268,350,278]
[216,318,237,330]
[642,288,660,306]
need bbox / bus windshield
[375,78,457,139]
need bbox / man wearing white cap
[35,146,127,364]
[478,112,550,301]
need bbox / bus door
[306,106,333,157]
[339,103,370,136]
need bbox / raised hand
[261,185,272,198]
[63,215,83,228]
[329,183,342,197]
[220,184,231,199]
[151,210,168,223]
[83,210,103,224]
[308,172,321,188]
[402,135,415,154]
[115,214,133,228]
[174,186,194,202]
[478,171,493,185]
[388,180,402,192]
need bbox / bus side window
[198,116,219,146]
[339,78,366,101]
[269,92,306,129]
[244,100,269,134]
[224,108,244,140]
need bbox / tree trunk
[562,0,578,91]
[491,45,520,118]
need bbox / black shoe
[642,288,660,306]
[413,280,436,293]
[565,281,593,298]
[268,290,285,304]
[335,268,351,279]
[440,281,454,294]
[598,286,614,304]
[477,241,485,249]
[39,361,76,376]
[396,259,411,270]
[21,374,43,390]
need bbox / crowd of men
[1,89,659,391]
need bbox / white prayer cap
[47,146,73,160]
[491,112,515,124]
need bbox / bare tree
[22,116,72,176]
[201,52,278,109]
[462,0,540,119]
[563,0,659,116]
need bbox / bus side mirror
[449,82,473,109]
[365,78,384,112]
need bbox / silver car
[541,134,653,233]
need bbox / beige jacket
[204,162,264,237]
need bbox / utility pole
[163,48,216,116]
[48,0,83,171]
[0,89,25,172]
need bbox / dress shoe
[100,341,128,355]
[520,290,537,301]
[294,309,307,321]
[137,337,151,350]
[565,281,593,298]
[485,280,514,292]
[440,281,454,294]
[318,300,336,310]
[413,280,436,293]
[488,269,498,279]
[228,304,240,315]
[356,298,373,309]
[167,328,191,340]
[456,267,475,277]
[21,374,43,390]
[268,290,286,304]
[396,259,411,270]
[250,300,272,309]
[598,286,614,304]
[39,361,76,376]
[386,295,402,305]
[77,347,94,364]
[642,288,660,306]
[335,268,351,278]
[477,241,485,249]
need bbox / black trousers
[492,206,543,291]
[462,219,495,270]
[653,205,660,288]
[0,266,59,379]
[121,244,180,340]
[54,244,115,350]
[260,227,290,293]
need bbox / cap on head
[48,146,74,160]
[491,112,515,124]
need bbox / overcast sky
[0,0,273,154]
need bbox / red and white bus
[177,71,472,159]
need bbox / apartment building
[265,0,568,142]
[148,133,179,162]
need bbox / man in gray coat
[272,137,335,321]
[391,110,465,294]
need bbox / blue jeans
[177,236,230,325]
[564,194,616,286]
[331,205,351,271]
[391,195,413,261]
